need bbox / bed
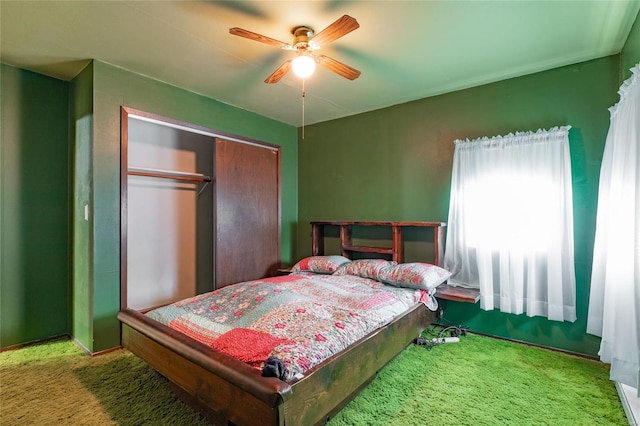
[118,222,449,425]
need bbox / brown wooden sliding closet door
[215,138,280,288]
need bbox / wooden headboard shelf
[310,221,479,303]
[310,221,446,265]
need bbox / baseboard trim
[0,334,71,353]
[432,324,599,361]
[1,334,123,358]
[71,337,124,357]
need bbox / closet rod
[128,167,212,183]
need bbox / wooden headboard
[309,221,479,303]
[310,221,446,265]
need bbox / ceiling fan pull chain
[302,79,306,140]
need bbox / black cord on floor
[414,323,469,350]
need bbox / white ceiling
[1,1,638,127]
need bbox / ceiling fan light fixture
[292,55,316,79]
[229,15,360,83]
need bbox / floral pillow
[333,259,397,280]
[378,262,452,291]
[290,255,351,274]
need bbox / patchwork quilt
[146,273,430,382]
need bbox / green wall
[621,11,640,81]
[79,61,298,351]
[69,62,94,350]
[1,64,70,347]
[297,56,620,356]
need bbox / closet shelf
[128,166,211,183]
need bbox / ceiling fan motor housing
[292,26,314,49]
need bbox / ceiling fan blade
[311,15,359,47]
[264,60,292,84]
[229,27,292,49]
[317,55,361,80]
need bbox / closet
[120,108,281,310]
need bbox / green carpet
[0,331,626,425]
[329,330,626,425]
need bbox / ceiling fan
[229,15,361,84]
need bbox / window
[444,126,576,322]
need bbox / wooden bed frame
[118,221,442,425]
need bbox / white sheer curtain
[587,64,640,392]
[444,126,576,322]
